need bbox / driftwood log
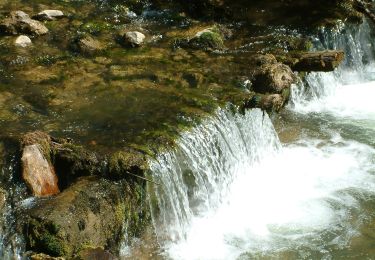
[288,50,345,72]
[354,0,375,24]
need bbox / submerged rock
[0,11,48,36]
[15,35,32,47]
[122,31,146,47]
[71,35,104,55]
[33,10,65,21]
[182,72,204,88]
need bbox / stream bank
[0,0,371,258]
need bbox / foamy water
[149,21,375,260]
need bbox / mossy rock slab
[22,176,149,258]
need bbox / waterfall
[148,109,281,244]
[149,20,375,260]
[291,21,375,115]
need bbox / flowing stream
[148,21,375,259]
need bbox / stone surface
[15,35,32,47]
[34,10,64,21]
[123,31,146,47]
[252,62,296,94]
[188,27,225,50]
[21,144,60,197]
[0,10,48,36]
[75,36,104,55]
[23,176,149,258]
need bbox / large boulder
[0,11,48,36]
[22,176,149,258]
[21,132,59,197]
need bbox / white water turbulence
[148,108,375,259]
[291,21,375,122]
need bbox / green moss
[26,219,68,257]
[80,22,112,35]
[35,55,69,66]
[108,150,148,180]
[190,30,225,50]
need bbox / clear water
[149,21,375,259]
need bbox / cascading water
[149,20,375,259]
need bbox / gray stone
[0,11,48,36]
[15,35,32,47]
[123,31,145,47]
[34,10,65,21]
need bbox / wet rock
[188,27,225,50]
[21,132,59,197]
[33,10,65,21]
[0,11,48,36]
[15,35,32,47]
[122,31,146,47]
[108,150,148,181]
[21,144,59,197]
[72,35,104,55]
[252,56,296,94]
[77,247,117,260]
[23,176,149,258]
[253,54,278,67]
[245,93,285,112]
[52,141,101,189]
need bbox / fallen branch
[354,0,375,24]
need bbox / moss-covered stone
[22,176,150,258]
[188,27,225,50]
[108,149,148,181]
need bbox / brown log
[354,0,375,25]
[290,50,345,72]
